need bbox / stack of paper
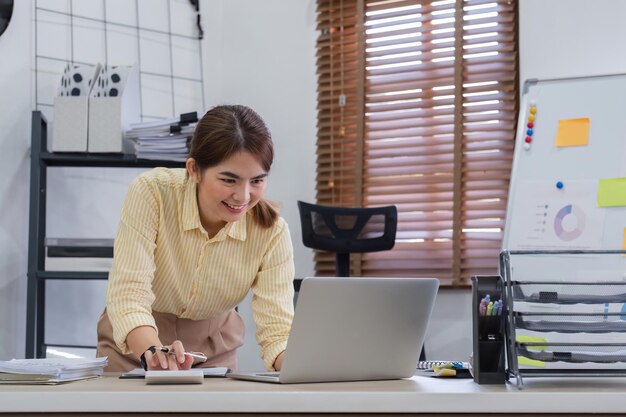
[124,113,198,162]
[0,357,108,385]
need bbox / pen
[167,350,207,362]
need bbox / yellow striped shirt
[106,168,295,370]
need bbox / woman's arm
[251,219,296,370]
[106,175,161,356]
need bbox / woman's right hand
[143,340,194,370]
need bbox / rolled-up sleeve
[251,219,295,370]
[106,176,160,354]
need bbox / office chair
[297,201,397,277]
[297,201,427,361]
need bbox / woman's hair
[188,105,279,227]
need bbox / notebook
[227,277,439,384]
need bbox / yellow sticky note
[555,118,590,147]
[597,177,626,207]
[623,228,626,251]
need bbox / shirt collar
[181,174,248,241]
[225,215,247,241]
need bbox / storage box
[51,63,101,152]
[88,65,141,153]
[51,96,89,152]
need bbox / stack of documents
[0,357,108,385]
[124,112,198,162]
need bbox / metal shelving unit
[26,111,184,358]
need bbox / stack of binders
[124,112,199,162]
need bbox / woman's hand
[143,340,194,370]
[273,351,285,371]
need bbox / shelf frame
[25,111,185,358]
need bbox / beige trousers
[96,308,244,372]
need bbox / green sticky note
[517,335,547,349]
[517,356,546,368]
[516,336,547,367]
[597,178,626,207]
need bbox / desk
[0,375,625,415]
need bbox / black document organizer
[471,275,506,384]
[500,250,626,388]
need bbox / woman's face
[189,151,268,235]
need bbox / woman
[97,105,295,372]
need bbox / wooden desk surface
[1,374,625,415]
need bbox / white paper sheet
[507,180,605,250]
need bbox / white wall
[519,0,626,82]
[0,1,31,359]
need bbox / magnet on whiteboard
[556,181,564,189]
[523,142,531,151]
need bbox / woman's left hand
[273,351,285,371]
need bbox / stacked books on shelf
[0,357,108,385]
[124,112,199,162]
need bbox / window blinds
[315,0,518,286]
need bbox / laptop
[227,277,439,384]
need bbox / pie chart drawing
[553,204,585,241]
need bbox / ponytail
[251,199,279,228]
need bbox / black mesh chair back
[297,201,397,277]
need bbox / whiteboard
[503,74,626,256]
[501,75,626,373]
